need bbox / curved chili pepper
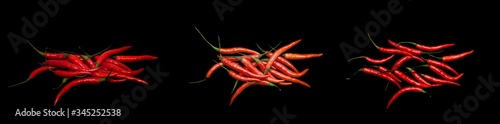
[217,63,262,82]
[387,86,429,110]
[54,77,106,106]
[266,52,300,73]
[112,74,149,85]
[107,78,127,83]
[429,50,474,62]
[264,39,301,74]
[68,54,89,69]
[95,45,133,67]
[281,53,323,60]
[99,62,142,76]
[230,81,276,106]
[397,41,455,52]
[392,55,424,70]
[349,67,401,89]
[194,27,259,55]
[269,68,311,88]
[241,56,284,83]
[347,54,395,64]
[189,62,224,84]
[423,59,459,75]
[221,58,268,79]
[271,61,309,78]
[8,66,55,87]
[53,70,91,78]
[388,39,443,55]
[44,60,89,71]
[94,55,131,71]
[427,64,464,81]
[27,40,68,59]
[420,73,460,86]
[369,65,401,83]
[394,69,430,88]
[405,67,432,87]
[367,34,414,56]
[112,55,158,63]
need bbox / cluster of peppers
[347,34,474,110]
[8,41,158,106]
[191,27,323,106]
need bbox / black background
[2,0,499,124]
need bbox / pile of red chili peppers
[192,27,322,106]
[347,34,474,110]
[8,41,158,106]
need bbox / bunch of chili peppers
[8,41,158,106]
[347,34,474,110]
[192,27,322,106]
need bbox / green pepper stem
[231,80,239,94]
[188,78,207,84]
[194,27,220,52]
[367,33,380,50]
[26,40,46,57]
[396,41,418,46]
[347,56,367,63]
[346,68,363,80]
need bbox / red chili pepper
[368,34,414,56]
[270,61,309,78]
[53,70,91,78]
[68,54,89,69]
[112,74,149,85]
[397,41,455,52]
[54,77,106,106]
[281,53,323,60]
[220,58,268,79]
[394,69,431,88]
[427,64,464,81]
[387,86,429,110]
[347,54,395,64]
[194,27,259,55]
[112,55,158,63]
[27,40,68,59]
[100,62,144,76]
[90,70,117,78]
[420,73,460,86]
[241,56,284,83]
[266,52,300,73]
[107,78,127,83]
[8,66,55,87]
[44,60,84,71]
[391,55,424,70]
[388,39,423,55]
[388,39,442,55]
[405,67,432,87]
[217,62,262,82]
[423,58,459,75]
[95,55,131,71]
[95,45,133,67]
[369,65,401,83]
[229,81,274,106]
[429,50,474,62]
[269,68,311,88]
[264,39,302,74]
[349,67,401,89]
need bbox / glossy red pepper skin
[387,86,428,110]
[388,39,422,55]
